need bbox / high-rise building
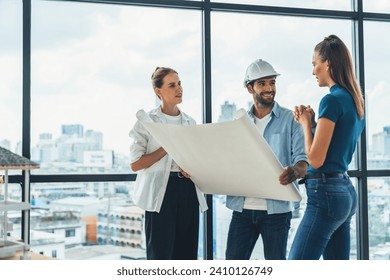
[85,129,103,150]
[62,124,84,138]
[35,133,57,163]
[372,126,390,155]
[218,101,237,122]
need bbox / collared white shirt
[129,106,208,213]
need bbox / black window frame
[8,0,390,260]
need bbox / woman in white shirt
[129,67,207,260]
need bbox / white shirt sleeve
[129,120,149,164]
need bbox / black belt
[298,173,347,184]
[169,172,184,178]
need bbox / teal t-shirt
[308,84,365,174]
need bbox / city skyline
[2,98,390,158]
[2,107,390,260]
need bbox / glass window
[211,11,352,259]
[0,0,22,155]
[30,0,203,175]
[350,177,358,259]
[365,22,390,170]
[364,0,390,13]
[213,0,351,10]
[30,181,145,259]
[65,229,76,237]
[29,181,204,260]
[367,177,390,259]
[7,0,389,262]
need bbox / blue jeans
[288,175,357,260]
[225,209,292,260]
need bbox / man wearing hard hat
[225,59,308,260]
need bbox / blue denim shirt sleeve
[226,102,307,214]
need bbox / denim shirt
[226,102,307,214]
[129,106,208,213]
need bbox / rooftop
[0,146,39,170]
[64,244,146,260]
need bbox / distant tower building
[372,132,383,155]
[15,141,22,155]
[36,133,57,163]
[218,101,237,122]
[372,126,390,155]
[384,126,390,155]
[62,124,84,138]
[57,125,103,163]
[0,139,11,150]
[86,129,103,150]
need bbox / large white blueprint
[136,109,302,202]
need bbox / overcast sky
[1,0,390,155]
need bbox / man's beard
[255,93,275,108]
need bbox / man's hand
[279,166,300,185]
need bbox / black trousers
[145,175,200,260]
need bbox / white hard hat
[243,59,280,87]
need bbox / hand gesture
[293,105,316,128]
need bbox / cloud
[279,79,324,111]
[2,0,389,156]
[209,12,352,119]
[0,1,22,53]
[0,55,22,146]
[221,0,351,10]
[27,3,204,154]
[364,0,390,10]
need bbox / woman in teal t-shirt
[289,35,365,260]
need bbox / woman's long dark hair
[315,35,365,119]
